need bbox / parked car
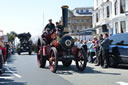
[109,33,128,67]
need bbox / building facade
[68,7,94,40]
[93,0,128,35]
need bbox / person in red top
[0,30,7,74]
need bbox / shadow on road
[6,56,16,64]
[0,70,26,85]
[0,78,27,85]
[56,64,121,76]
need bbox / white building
[68,7,94,40]
[93,0,128,35]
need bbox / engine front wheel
[75,47,87,71]
[49,47,58,73]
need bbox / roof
[70,7,93,17]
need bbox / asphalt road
[0,53,128,85]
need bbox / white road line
[4,62,22,78]
[0,76,14,79]
[117,82,128,85]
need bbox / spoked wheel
[75,47,87,71]
[49,47,58,73]
[37,39,46,68]
[62,60,72,67]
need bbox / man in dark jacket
[44,19,56,34]
[95,34,104,66]
[101,33,110,68]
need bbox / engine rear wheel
[49,47,58,73]
[62,60,72,67]
[37,39,46,68]
[75,47,87,71]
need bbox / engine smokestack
[61,5,69,28]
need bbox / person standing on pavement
[74,39,80,48]
[83,41,88,52]
[88,40,95,63]
[93,36,98,63]
[101,33,110,68]
[80,40,84,48]
[95,34,104,66]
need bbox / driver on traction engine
[44,19,56,34]
[42,19,56,44]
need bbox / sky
[0,0,94,37]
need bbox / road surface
[0,53,128,85]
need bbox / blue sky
[0,0,94,36]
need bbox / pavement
[0,53,128,85]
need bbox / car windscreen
[109,34,128,46]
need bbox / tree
[7,31,17,44]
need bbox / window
[71,27,74,33]
[81,9,83,13]
[115,0,118,15]
[89,9,92,13]
[76,10,79,13]
[96,0,98,7]
[120,0,126,13]
[81,19,84,23]
[77,19,80,23]
[120,21,126,33]
[110,34,128,45]
[86,9,89,13]
[107,6,110,18]
[96,13,99,22]
[103,7,104,18]
[115,22,119,34]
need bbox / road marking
[0,76,14,79]
[117,82,128,85]
[5,62,22,78]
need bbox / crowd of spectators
[74,33,110,68]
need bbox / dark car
[109,33,128,67]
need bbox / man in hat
[44,19,56,34]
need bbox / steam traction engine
[17,33,32,55]
[37,6,87,73]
